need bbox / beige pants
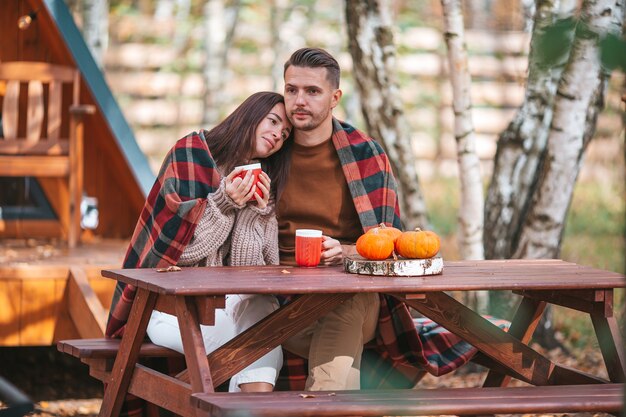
[283,292,380,391]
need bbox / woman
[105,92,292,393]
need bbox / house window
[0,177,56,220]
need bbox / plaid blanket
[278,119,488,390]
[105,130,220,338]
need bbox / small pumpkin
[356,230,395,260]
[368,223,402,243]
[395,228,441,259]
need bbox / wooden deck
[0,238,127,346]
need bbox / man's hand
[320,237,358,265]
[320,236,343,265]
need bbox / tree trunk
[514,0,624,259]
[520,0,536,32]
[81,0,109,67]
[345,0,429,230]
[202,0,241,125]
[270,0,297,92]
[441,0,484,261]
[484,0,576,264]
[466,0,492,30]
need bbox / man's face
[284,66,341,132]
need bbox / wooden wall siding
[0,0,149,240]
[0,270,115,346]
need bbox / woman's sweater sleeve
[178,179,243,266]
[229,203,278,266]
[262,215,280,266]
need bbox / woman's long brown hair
[204,91,292,198]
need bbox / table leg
[99,288,157,417]
[397,292,604,386]
[590,290,625,382]
[482,296,546,387]
[176,293,354,388]
[176,295,215,393]
[512,288,625,383]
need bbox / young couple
[106,47,416,395]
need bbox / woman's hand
[252,171,271,209]
[225,167,255,205]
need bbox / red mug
[234,163,263,201]
[295,229,323,267]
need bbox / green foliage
[600,33,626,72]
[422,178,459,237]
[534,17,577,67]
[562,181,625,274]
[535,17,626,72]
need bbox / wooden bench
[58,338,181,360]
[58,341,623,417]
[191,383,624,417]
[57,338,182,383]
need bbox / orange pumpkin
[356,230,394,260]
[395,228,441,259]
[368,223,402,243]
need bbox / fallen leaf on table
[298,394,316,398]
[156,265,182,272]
[281,269,291,274]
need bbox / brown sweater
[277,139,362,265]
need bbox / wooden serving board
[344,255,443,277]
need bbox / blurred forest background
[66,1,624,262]
[64,0,623,344]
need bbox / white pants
[146,294,283,392]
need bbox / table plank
[101,260,625,295]
[591,313,626,382]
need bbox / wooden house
[0,0,153,345]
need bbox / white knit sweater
[178,177,279,267]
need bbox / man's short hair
[284,47,340,89]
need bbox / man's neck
[294,118,334,147]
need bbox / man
[277,47,407,391]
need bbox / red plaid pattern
[105,130,220,338]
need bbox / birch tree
[154,0,192,55]
[514,0,624,258]
[202,0,241,125]
[484,0,576,264]
[81,0,109,67]
[485,0,623,326]
[345,0,429,230]
[441,0,484,261]
[270,0,300,92]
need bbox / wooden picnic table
[96,259,625,417]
